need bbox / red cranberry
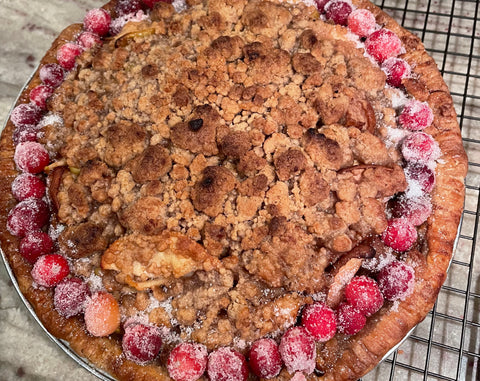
[142,0,173,8]
[39,63,65,88]
[116,0,144,16]
[301,302,337,342]
[248,338,282,379]
[279,326,315,375]
[19,231,53,264]
[31,254,70,287]
[77,31,103,49]
[29,85,54,110]
[344,276,384,317]
[11,173,46,201]
[382,218,418,252]
[336,303,366,335]
[10,103,42,129]
[377,260,415,301]
[401,132,440,163]
[13,126,38,144]
[167,342,208,381]
[84,8,111,36]
[14,141,49,174]
[348,9,376,37]
[54,277,90,317]
[399,100,434,131]
[325,1,353,26]
[7,199,50,237]
[365,29,402,63]
[57,43,83,70]
[122,323,163,364]
[314,0,330,12]
[382,57,411,87]
[405,163,436,193]
[207,347,248,381]
[389,193,432,226]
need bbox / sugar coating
[207,347,248,381]
[110,10,149,35]
[279,327,315,375]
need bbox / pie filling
[6,0,444,379]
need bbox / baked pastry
[0,0,467,380]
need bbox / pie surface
[0,0,468,380]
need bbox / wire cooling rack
[362,1,480,380]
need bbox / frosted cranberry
[365,29,402,63]
[405,163,436,193]
[116,0,144,16]
[336,303,366,335]
[348,9,376,37]
[54,277,90,317]
[39,63,65,88]
[84,291,120,337]
[389,193,432,226]
[10,103,42,129]
[84,8,111,36]
[377,260,415,301]
[13,126,38,144]
[14,142,49,174]
[11,173,46,201]
[207,347,248,381]
[344,276,384,317]
[248,338,282,379]
[31,254,69,287]
[167,342,208,381]
[314,0,329,12]
[382,57,411,87]
[382,218,418,252]
[291,373,307,381]
[29,85,54,110]
[142,0,173,8]
[399,100,434,131]
[7,199,49,237]
[19,231,53,264]
[122,323,163,364]
[301,302,337,342]
[402,132,440,163]
[279,326,315,375]
[325,1,352,26]
[57,43,83,70]
[77,32,103,49]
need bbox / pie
[0,0,468,380]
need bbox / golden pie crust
[0,0,468,380]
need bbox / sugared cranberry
[207,347,248,381]
[29,85,54,110]
[389,193,432,226]
[39,63,65,88]
[382,218,418,252]
[84,8,111,36]
[344,276,384,317]
[122,323,163,364]
[54,277,90,317]
[314,0,330,12]
[301,302,337,342]
[398,100,434,131]
[167,342,208,381]
[325,1,353,26]
[31,254,69,287]
[348,8,376,37]
[377,261,415,301]
[77,31,103,49]
[7,199,49,237]
[365,29,402,62]
[382,57,411,87]
[10,103,42,129]
[405,163,436,193]
[19,231,53,264]
[13,126,38,144]
[57,43,83,70]
[279,326,315,375]
[401,131,440,163]
[116,0,144,16]
[11,173,46,201]
[336,303,366,335]
[248,338,282,379]
[84,291,121,337]
[14,141,49,174]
